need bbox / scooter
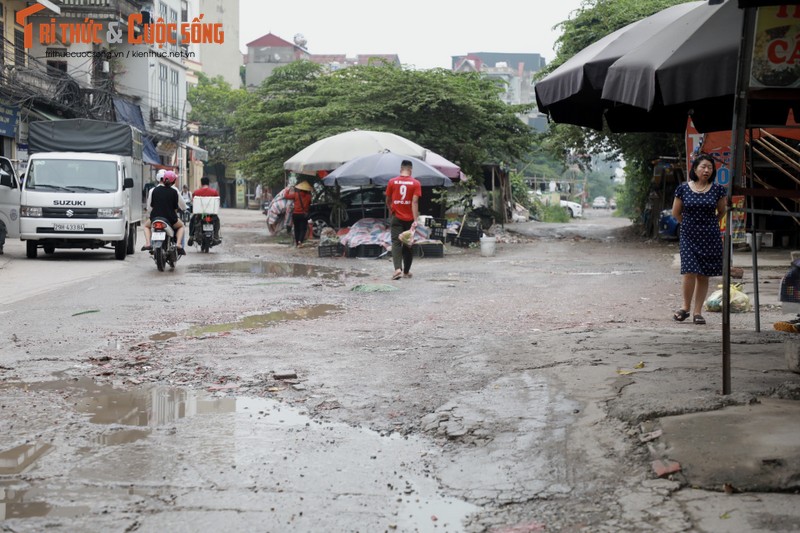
[193,214,219,253]
[150,217,180,271]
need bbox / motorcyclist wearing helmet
[146,169,186,219]
[189,176,221,246]
[142,170,186,255]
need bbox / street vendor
[284,181,313,247]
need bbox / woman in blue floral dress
[671,154,728,325]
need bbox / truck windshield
[26,160,118,192]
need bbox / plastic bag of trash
[398,229,414,247]
[705,283,751,313]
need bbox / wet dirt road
[1,208,799,532]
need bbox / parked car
[561,199,583,218]
[308,187,388,237]
[592,196,608,209]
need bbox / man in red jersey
[190,176,221,245]
[385,160,422,280]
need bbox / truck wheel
[114,238,127,260]
[126,224,136,255]
[26,241,38,259]
[43,244,55,255]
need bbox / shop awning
[112,98,160,165]
[181,142,208,162]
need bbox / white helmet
[156,169,166,182]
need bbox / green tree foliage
[187,73,248,168]
[540,0,692,220]
[233,61,538,188]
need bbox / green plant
[541,204,571,223]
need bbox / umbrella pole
[723,5,757,395]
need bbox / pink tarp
[339,218,440,250]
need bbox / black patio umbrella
[534,1,703,130]
[322,151,453,187]
[536,0,799,133]
[600,0,799,133]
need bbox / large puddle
[188,260,367,280]
[150,303,343,340]
[0,378,479,529]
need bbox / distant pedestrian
[385,160,422,280]
[283,181,313,247]
[671,154,727,325]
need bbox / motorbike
[193,213,219,253]
[150,217,180,271]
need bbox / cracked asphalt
[1,208,799,532]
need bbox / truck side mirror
[123,177,134,190]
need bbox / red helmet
[163,170,177,185]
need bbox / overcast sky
[238,0,586,70]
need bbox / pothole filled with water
[0,377,479,530]
[188,261,367,280]
[149,303,343,340]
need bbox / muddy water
[0,443,53,475]
[149,303,343,340]
[188,260,366,280]
[0,379,479,531]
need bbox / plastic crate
[429,227,446,243]
[423,217,447,229]
[449,236,479,248]
[345,244,386,258]
[318,243,344,257]
[412,242,444,258]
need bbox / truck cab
[20,152,138,259]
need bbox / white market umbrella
[284,130,427,174]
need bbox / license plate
[53,223,84,232]
[202,224,213,231]
[152,231,166,241]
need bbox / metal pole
[748,130,761,332]
[723,6,757,395]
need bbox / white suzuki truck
[16,119,144,259]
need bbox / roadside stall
[319,151,453,258]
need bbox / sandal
[693,314,706,325]
[391,271,402,281]
[673,309,690,322]
[403,272,413,278]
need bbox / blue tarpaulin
[112,98,160,165]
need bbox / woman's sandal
[693,314,706,325]
[673,309,690,322]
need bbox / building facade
[0,0,251,198]
[244,32,309,89]
[452,52,549,132]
